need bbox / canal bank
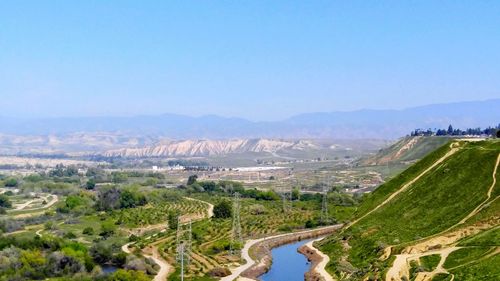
[260,238,315,281]
[221,224,341,281]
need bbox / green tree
[4,178,18,187]
[112,172,128,183]
[168,211,180,230]
[86,179,96,190]
[291,188,300,200]
[213,200,232,219]
[95,186,121,211]
[0,194,12,208]
[187,174,198,185]
[120,190,147,209]
[99,221,116,238]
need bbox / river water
[260,238,314,281]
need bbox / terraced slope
[319,140,500,281]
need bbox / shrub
[248,204,266,215]
[63,231,77,239]
[82,227,94,235]
[0,195,12,208]
[3,178,18,187]
[208,267,231,277]
[99,221,116,238]
[213,200,232,219]
[85,179,96,190]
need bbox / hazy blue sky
[1,1,499,120]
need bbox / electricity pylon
[230,192,242,254]
[176,218,192,280]
[281,185,291,213]
[321,177,331,225]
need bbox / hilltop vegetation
[319,139,500,280]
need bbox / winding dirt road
[13,194,59,211]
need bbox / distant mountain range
[1,99,498,140]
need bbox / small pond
[101,264,119,274]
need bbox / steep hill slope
[319,139,500,281]
[361,136,452,166]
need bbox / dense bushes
[0,234,150,281]
[0,194,12,208]
[95,186,147,211]
[213,200,232,219]
[3,177,18,187]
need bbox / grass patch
[320,140,500,278]
[432,273,452,281]
[444,247,493,269]
[458,227,500,247]
[419,254,441,271]
[449,253,500,280]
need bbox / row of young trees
[410,124,500,137]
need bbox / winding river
[260,238,314,281]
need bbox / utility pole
[295,175,301,201]
[281,185,290,213]
[230,192,242,254]
[321,177,330,225]
[176,217,192,280]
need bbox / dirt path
[393,152,500,255]
[385,149,500,281]
[143,246,172,281]
[14,199,36,210]
[122,196,214,281]
[12,194,59,212]
[347,144,460,229]
[386,247,461,281]
[456,153,500,225]
[221,225,342,281]
[185,197,214,219]
[303,237,335,281]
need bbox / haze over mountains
[1,99,498,140]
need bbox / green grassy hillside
[319,139,500,280]
[361,136,452,166]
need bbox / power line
[176,217,192,280]
[230,192,242,255]
[321,176,331,225]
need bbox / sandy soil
[14,194,59,211]
[386,247,461,281]
[300,236,335,281]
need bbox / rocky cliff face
[102,139,322,157]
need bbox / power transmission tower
[281,185,291,213]
[295,175,301,201]
[230,192,242,254]
[321,177,330,225]
[176,218,192,280]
